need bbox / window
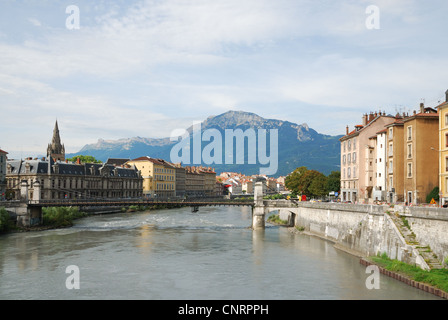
[389,143,393,157]
[407,126,412,141]
[407,144,412,159]
[347,167,351,178]
[348,140,351,150]
[347,153,351,163]
[353,166,356,178]
[445,157,448,172]
[389,128,393,140]
[445,114,448,127]
[352,152,356,163]
[446,133,448,148]
[407,163,412,178]
[389,160,393,173]
[353,138,357,149]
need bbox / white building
[372,129,387,201]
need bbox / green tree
[0,207,10,232]
[308,173,328,197]
[285,166,309,196]
[426,186,439,204]
[66,155,102,164]
[326,171,341,193]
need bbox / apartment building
[439,91,448,206]
[402,105,438,204]
[385,118,405,203]
[340,111,396,203]
[127,157,176,198]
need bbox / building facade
[439,91,448,206]
[127,157,176,198]
[340,112,396,203]
[6,122,142,201]
[6,158,143,200]
[0,149,8,200]
[402,106,439,204]
[385,118,405,203]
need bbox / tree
[308,173,328,197]
[326,171,341,193]
[66,155,102,164]
[285,166,308,196]
[426,186,439,204]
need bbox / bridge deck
[25,199,254,208]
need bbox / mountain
[68,111,342,176]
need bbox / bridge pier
[252,180,266,230]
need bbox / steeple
[47,120,65,162]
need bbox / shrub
[42,207,86,228]
[0,207,10,232]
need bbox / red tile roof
[0,149,8,154]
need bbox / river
[0,206,441,300]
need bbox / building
[340,111,396,203]
[6,122,142,201]
[6,158,143,200]
[385,117,405,203]
[172,163,186,198]
[185,166,205,197]
[402,105,439,204]
[0,149,8,200]
[47,120,65,162]
[126,157,176,198]
[370,129,387,202]
[439,90,448,206]
[198,166,216,196]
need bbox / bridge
[1,181,291,229]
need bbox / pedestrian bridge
[1,181,289,229]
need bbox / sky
[1,0,448,159]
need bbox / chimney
[420,103,424,113]
[445,89,448,102]
[346,126,349,135]
[76,157,81,165]
[362,114,367,126]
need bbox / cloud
[28,18,42,27]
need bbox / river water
[0,206,441,300]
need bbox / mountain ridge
[68,110,342,176]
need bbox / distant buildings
[6,121,143,201]
[0,148,8,200]
[340,91,445,205]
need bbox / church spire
[47,120,65,162]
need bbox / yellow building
[127,157,176,198]
[438,91,448,206]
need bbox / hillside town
[0,121,287,202]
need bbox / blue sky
[1,0,448,159]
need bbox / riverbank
[1,204,187,235]
[288,226,448,299]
